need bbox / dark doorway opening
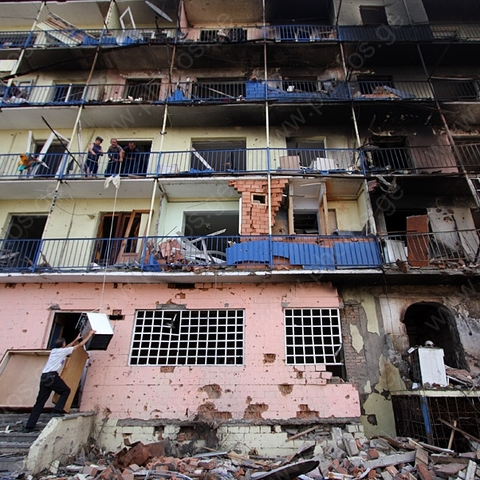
[48,311,85,408]
[403,302,466,370]
[3,215,47,269]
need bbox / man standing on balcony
[104,138,124,177]
[85,136,104,177]
[23,330,96,432]
[122,141,140,176]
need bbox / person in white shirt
[24,330,96,432]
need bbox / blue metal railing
[3,79,459,107]
[0,144,468,179]
[0,234,383,273]
[5,23,480,50]
[2,229,478,274]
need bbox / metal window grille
[129,309,244,366]
[284,308,343,365]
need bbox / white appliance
[78,312,114,350]
[410,346,447,387]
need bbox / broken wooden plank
[363,451,416,469]
[409,438,454,455]
[286,425,320,442]
[250,460,320,480]
[438,418,480,444]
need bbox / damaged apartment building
[1,0,480,469]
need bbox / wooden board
[407,215,429,267]
[0,350,54,408]
[53,346,88,412]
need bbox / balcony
[1,79,452,108]
[380,229,480,270]
[0,143,471,180]
[2,229,479,280]
[0,234,382,276]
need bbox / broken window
[129,309,244,366]
[33,141,66,176]
[360,6,388,25]
[191,139,246,172]
[284,308,343,369]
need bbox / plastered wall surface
[0,281,360,421]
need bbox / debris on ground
[23,423,480,480]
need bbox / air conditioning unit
[78,312,114,350]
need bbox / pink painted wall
[0,281,360,420]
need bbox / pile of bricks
[35,424,480,480]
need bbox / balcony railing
[2,229,479,275]
[380,229,480,267]
[0,144,472,179]
[3,79,460,107]
[0,234,382,273]
[4,24,480,51]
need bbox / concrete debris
[20,425,480,480]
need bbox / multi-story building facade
[1,0,480,457]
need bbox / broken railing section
[0,234,382,273]
[1,229,479,274]
[0,144,472,178]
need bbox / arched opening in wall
[403,302,466,370]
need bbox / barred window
[285,308,343,365]
[129,309,244,366]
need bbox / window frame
[129,309,245,366]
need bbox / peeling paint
[350,324,364,353]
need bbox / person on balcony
[122,141,140,176]
[84,136,104,177]
[23,329,96,432]
[104,138,124,177]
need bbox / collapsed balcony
[0,229,479,276]
[0,234,382,274]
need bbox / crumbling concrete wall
[339,283,480,438]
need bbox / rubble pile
[29,425,480,480]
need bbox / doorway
[93,211,149,266]
[48,311,85,408]
[403,302,467,370]
[4,215,47,269]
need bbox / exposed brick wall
[230,179,289,235]
[340,303,369,389]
